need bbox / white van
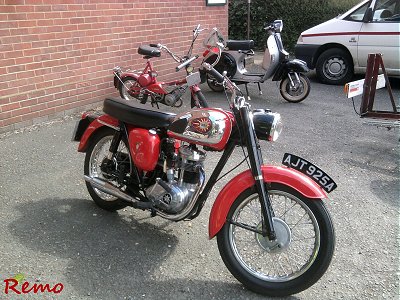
[295,0,400,84]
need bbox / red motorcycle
[113,25,207,109]
[73,29,336,297]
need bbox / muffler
[84,175,137,203]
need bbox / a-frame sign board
[359,53,399,120]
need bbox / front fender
[273,59,309,80]
[208,165,327,239]
[77,115,119,152]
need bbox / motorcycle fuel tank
[128,127,160,171]
[167,108,232,151]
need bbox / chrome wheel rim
[284,77,306,100]
[88,136,130,201]
[121,79,139,101]
[228,190,320,282]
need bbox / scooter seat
[226,40,254,51]
[138,45,161,58]
[103,97,176,128]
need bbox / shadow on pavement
[8,197,299,300]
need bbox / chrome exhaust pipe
[84,175,137,203]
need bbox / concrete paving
[0,73,399,299]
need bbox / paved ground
[0,71,399,299]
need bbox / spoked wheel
[217,184,335,297]
[84,128,131,211]
[118,76,148,103]
[279,73,310,103]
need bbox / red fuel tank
[128,127,160,171]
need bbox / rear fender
[77,114,120,152]
[114,72,140,88]
[208,165,327,239]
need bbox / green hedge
[228,0,360,53]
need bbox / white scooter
[206,20,311,103]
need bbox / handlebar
[149,43,183,63]
[202,63,224,83]
[176,55,199,72]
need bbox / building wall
[0,0,228,132]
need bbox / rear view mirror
[363,7,373,22]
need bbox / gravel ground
[0,72,399,300]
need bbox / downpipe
[84,175,149,208]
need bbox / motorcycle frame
[75,102,327,240]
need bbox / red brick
[1,0,228,130]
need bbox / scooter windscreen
[203,28,226,49]
[202,28,226,67]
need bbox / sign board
[344,74,386,98]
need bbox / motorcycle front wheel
[217,183,335,297]
[206,73,225,92]
[191,90,208,108]
[279,73,310,103]
[84,128,131,211]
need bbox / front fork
[287,72,300,88]
[240,106,276,240]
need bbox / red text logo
[4,278,64,295]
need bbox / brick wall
[0,0,228,132]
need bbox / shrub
[228,0,361,53]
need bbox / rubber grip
[208,67,224,83]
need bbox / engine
[145,143,206,214]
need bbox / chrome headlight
[252,109,282,142]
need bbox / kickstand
[257,82,263,95]
[245,84,251,101]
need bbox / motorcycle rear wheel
[216,183,335,297]
[279,73,310,103]
[119,76,147,103]
[84,128,131,211]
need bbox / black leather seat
[138,45,161,58]
[226,40,254,51]
[103,97,176,128]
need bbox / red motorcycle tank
[127,127,160,171]
[167,108,232,151]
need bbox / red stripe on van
[302,32,400,37]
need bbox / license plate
[282,153,337,193]
[186,72,201,86]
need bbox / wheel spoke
[227,189,321,282]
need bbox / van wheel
[316,48,353,85]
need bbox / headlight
[252,109,282,142]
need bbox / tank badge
[191,117,212,134]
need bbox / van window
[373,0,400,21]
[346,2,370,21]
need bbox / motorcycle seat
[138,45,161,58]
[226,40,254,51]
[103,97,176,128]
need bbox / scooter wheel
[280,73,310,103]
[206,73,225,92]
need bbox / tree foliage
[229,0,361,52]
